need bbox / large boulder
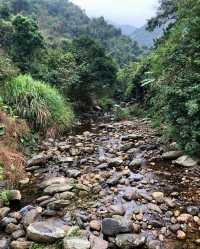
[27,218,69,242]
[174,155,198,167]
[10,241,32,249]
[90,235,108,249]
[27,154,47,167]
[40,177,68,189]
[63,237,90,249]
[115,233,146,249]
[44,184,73,194]
[102,217,132,236]
[162,151,183,160]
[9,190,21,201]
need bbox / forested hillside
[0,0,143,66]
[131,25,163,47]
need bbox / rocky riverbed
[1,118,200,249]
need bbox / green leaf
[0,126,5,136]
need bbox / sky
[71,0,159,28]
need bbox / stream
[1,117,200,249]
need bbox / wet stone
[115,233,146,249]
[0,237,9,249]
[102,217,132,236]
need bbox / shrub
[4,74,74,132]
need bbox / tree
[11,14,45,72]
[147,0,178,31]
[148,0,200,155]
[71,36,117,109]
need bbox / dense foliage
[4,75,73,131]
[121,0,200,155]
[0,0,143,66]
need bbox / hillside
[0,0,143,66]
[117,24,137,36]
[131,25,163,47]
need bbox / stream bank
[0,117,200,249]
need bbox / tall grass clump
[4,74,74,132]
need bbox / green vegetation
[0,190,11,206]
[119,0,200,155]
[0,0,143,66]
[4,75,73,131]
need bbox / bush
[4,74,74,132]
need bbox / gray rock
[9,190,21,201]
[22,208,42,227]
[40,177,68,189]
[47,200,71,210]
[27,218,68,242]
[44,184,73,194]
[27,154,47,167]
[121,134,143,141]
[67,169,81,178]
[115,233,146,249]
[146,239,162,249]
[64,237,90,249]
[90,235,108,249]
[108,158,123,168]
[1,217,17,227]
[107,174,122,186]
[12,229,25,239]
[0,237,9,249]
[102,217,132,236]
[10,241,31,249]
[162,151,183,160]
[129,159,143,168]
[56,191,75,200]
[174,155,198,167]
[0,207,10,219]
[187,206,199,216]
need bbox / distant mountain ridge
[131,25,163,47]
[115,23,163,48]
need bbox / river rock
[162,151,183,160]
[102,217,132,236]
[10,241,31,249]
[0,237,9,249]
[108,158,123,168]
[121,134,142,141]
[186,206,199,216]
[9,190,21,201]
[27,218,69,242]
[90,235,108,249]
[174,155,198,167]
[44,184,73,194]
[115,233,146,249]
[146,239,162,249]
[67,169,81,178]
[27,154,47,166]
[177,230,186,240]
[0,207,10,219]
[12,229,25,239]
[56,191,75,200]
[63,237,90,249]
[177,213,192,223]
[40,177,68,189]
[129,158,143,168]
[5,223,20,234]
[152,192,164,203]
[89,220,101,231]
[22,207,42,227]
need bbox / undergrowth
[4,74,74,133]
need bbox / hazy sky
[71,0,159,27]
